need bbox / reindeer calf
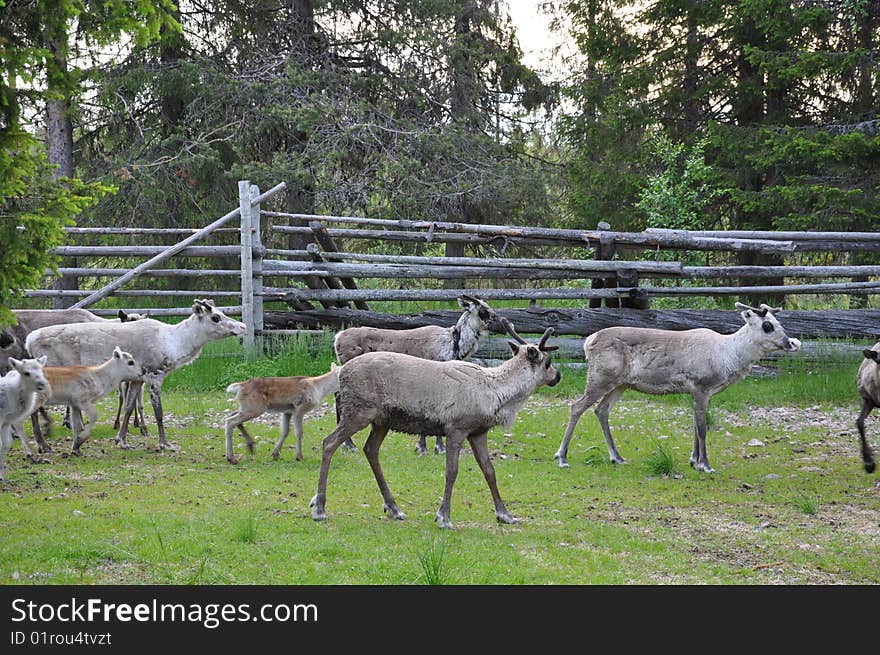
[225,364,339,464]
[34,347,144,455]
[0,357,48,480]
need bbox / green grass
[1,334,878,585]
[644,442,679,477]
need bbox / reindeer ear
[527,346,541,363]
[864,349,879,362]
[113,347,122,358]
[192,302,204,315]
[508,341,520,355]
[9,357,23,371]
[117,309,127,321]
[458,295,474,309]
[36,355,47,366]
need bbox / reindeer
[333,295,516,454]
[554,302,801,473]
[310,327,560,529]
[224,364,340,464]
[854,346,880,474]
[0,357,48,480]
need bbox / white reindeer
[554,302,802,473]
[224,363,339,464]
[310,328,560,529]
[0,357,48,481]
[25,300,245,451]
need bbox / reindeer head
[111,346,145,380]
[507,326,561,387]
[9,356,49,393]
[117,309,147,322]
[735,302,801,353]
[191,299,246,338]
[457,295,507,335]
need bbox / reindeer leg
[293,410,305,462]
[362,423,405,520]
[311,414,372,521]
[436,430,467,529]
[594,387,626,464]
[31,410,50,456]
[856,398,876,474]
[272,412,292,461]
[415,435,428,456]
[149,381,175,451]
[691,392,713,473]
[0,423,13,481]
[469,430,517,525]
[15,422,37,463]
[555,382,612,467]
[434,436,445,455]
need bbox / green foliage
[637,135,727,231]
[0,133,112,326]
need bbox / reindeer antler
[538,327,559,352]
[501,318,528,344]
[734,301,769,317]
[759,303,782,314]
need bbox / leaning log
[264,307,880,340]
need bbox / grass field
[1,335,878,585]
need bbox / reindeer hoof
[38,445,53,455]
[554,453,569,468]
[696,463,714,473]
[497,513,519,525]
[383,503,406,521]
[245,442,255,454]
[415,445,427,456]
[227,455,239,465]
[312,510,326,522]
[611,457,626,465]
[864,459,876,474]
[159,442,178,452]
[435,514,453,530]
[26,453,42,464]
[434,445,445,455]
[116,441,134,451]
[271,451,280,461]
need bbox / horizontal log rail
[24,289,240,298]
[63,227,240,235]
[273,280,880,303]
[284,246,684,274]
[269,218,796,252]
[264,307,880,339]
[52,245,252,258]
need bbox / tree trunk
[45,26,76,308]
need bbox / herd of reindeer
[1,296,878,528]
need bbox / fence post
[239,180,256,351]
[250,183,264,354]
[590,221,617,308]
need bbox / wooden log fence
[13,182,880,346]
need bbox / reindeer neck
[310,368,339,398]
[451,311,483,360]
[485,356,541,419]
